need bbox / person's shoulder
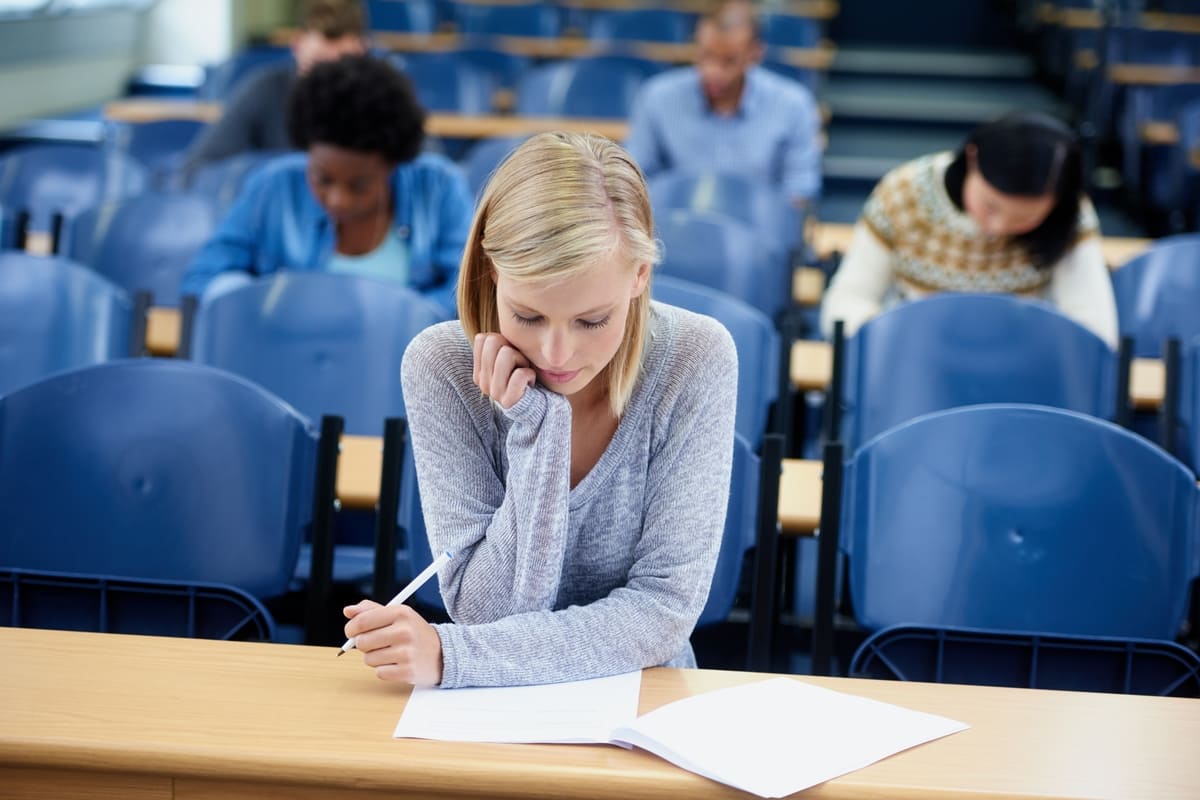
[648,301,737,373]
[407,319,470,362]
[402,319,471,384]
[397,152,468,187]
[751,66,816,104]
[1075,195,1101,236]
[230,62,296,100]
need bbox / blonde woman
[342,132,739,688]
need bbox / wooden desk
[1108,63,1200,85]
[3,627,1198,799]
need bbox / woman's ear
[630,262,651,299]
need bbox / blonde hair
[457,132,660,417]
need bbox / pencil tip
[336,650,344,657]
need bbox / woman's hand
[343,600,444,686]
[473,332,536,409]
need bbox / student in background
[343,133,739,688]
[624,0,822,208]
[820,111,1118,346]
[182,0,368,173]
[181,55,471,313]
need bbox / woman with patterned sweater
[820,112,1118,346]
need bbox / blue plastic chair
[62,192,220,307]
[838,404,1199,641]
[184,150,288,209]
[109,119,207,182]
[1,567,277,642]
[652,275,780,448]
[1174,336,1200,472]
[391,51,496,114]
[655,209,789,321]
[0,144,146,247]
[187,272,446,436]
[0,360,326,612]
[516,56,662,119]
[1120,83,1200,209]
[463,135,530,198]
[696,433,762,628]
[452,46,531,92]
[198,46,293,101]
[832,294,1119,452]
[850,624,1200,697]
[369,0,438,32]
[453,1,562,38]
[0,253,134,398]
[761,14,823,48]
[586,8,695,44]
[1111,234,1200,358]
[648,171,800,263]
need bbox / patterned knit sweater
[820,152,1118,345]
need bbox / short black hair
[945,111,1084,268]
[287,54,425,165]
[300,0,367,39]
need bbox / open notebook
[395,673,968,798]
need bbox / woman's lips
[539,368,580,384]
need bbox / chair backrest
[1176,336,1200,472]
[1,567,277,642]
[0,360,319,600]
[184,150,288,209]
[391,51,496,114]
[369,0,438,33]
[761,14,822,48]
[586,8,695,44]
[1111,233,1200,358]
[850,624,1200,697]
[0,143,146,238]
[697,433,760,628]
[840,293,1118,450]
[188,272,446,435]
[454,1,562,38]
[451,46,532,91]
[464,135,530,198]
[0,252,132,398]
[198,46,293,100]
[655,209,788,320]
[841,404,1200,640]
[516,56,661,119]
[652,275,780,447]
[110,119,207,177]
[62,191,220,306]
[648,170,798,258]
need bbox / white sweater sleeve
[819,222,896,339]
[1047,236,1119,348]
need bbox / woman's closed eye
[510,312,611,330]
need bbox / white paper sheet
[394,670,642,744]
[610,677,969,798]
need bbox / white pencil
[337,550,454,657]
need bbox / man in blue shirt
[624,0,822,208]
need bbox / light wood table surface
[3,627,1199,800]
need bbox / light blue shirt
[327,229,410,286]
[625,66,822,202]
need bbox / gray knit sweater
[400,301,739,688]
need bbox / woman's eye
[580,316,610,330]
[512,313,542,327]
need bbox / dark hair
[701,0,761,41]
[301,0,367,39]
[287,55,425,164]
[944,111,1084,268]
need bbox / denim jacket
[181,151,472,313]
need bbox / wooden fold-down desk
[2,627,1199,799]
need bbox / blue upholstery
[586,9,695,43]
[0,360,319,603]
[463,135,530,198]
[648,171,799,262]
[850,624,1200,697]
[652,275,780,447]
[63,192,220,307]
[391,51,496,114]
[198,46,292,101]
[0,144,146,241]
[188,271,446,437]
[838,294,1118,451]
[1,568,277,642]
[0,253,132,398]
[1111,234,1200,358]
[516,56,662,119]
[840,404,1199,640]
[655,209,789,320]
[454,1,561,38]
[369,0,438,32]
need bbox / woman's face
[494,246,650,404]
[961,149,1056,237]
[306,144,392,226]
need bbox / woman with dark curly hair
[182,54,472,312]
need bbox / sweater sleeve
[1047,234,1119,348]
[405,320,738,688]
[179,164,275,299]
[819,221,896,338]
